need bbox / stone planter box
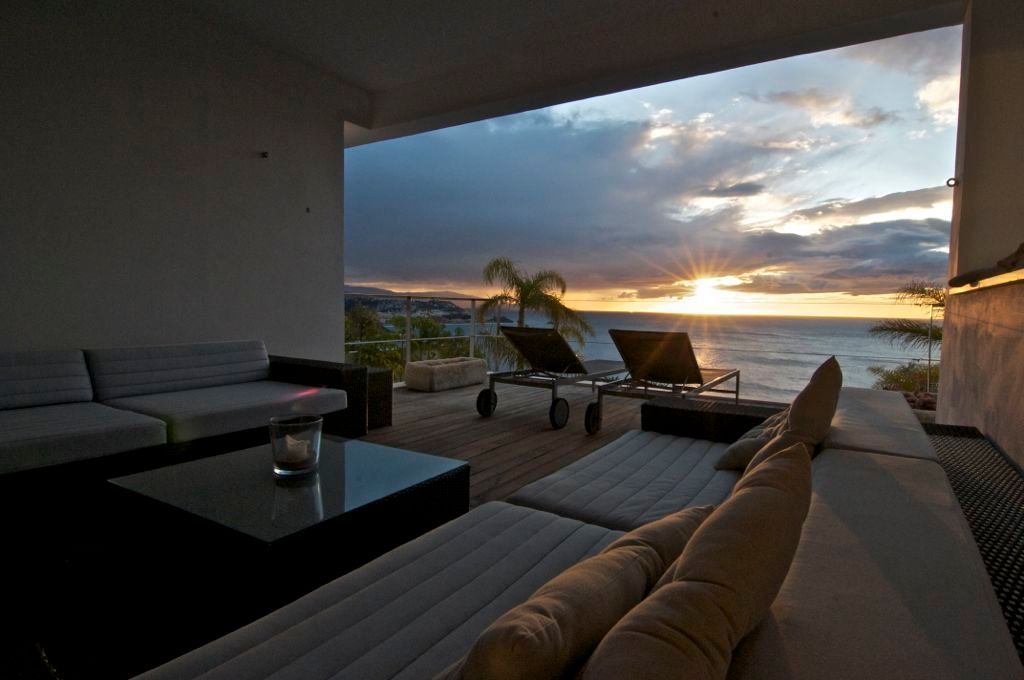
[405,357,487,392]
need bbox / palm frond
[477,295,516,323]
[894,280,946,309]
[530,270,568,296]
[482,257,521,292]
[869,319,943,350]
[535,293,594,346]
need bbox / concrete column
[939,0,1024,464]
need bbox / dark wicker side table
[641,397,786,442]
[366,367,393,430]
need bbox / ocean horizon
[449,310,936,402]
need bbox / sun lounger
[583,328,739,433]
[475,326,625,429]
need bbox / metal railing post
[926,304,934,393]
[404,296,412,364]
[470,299,477,358]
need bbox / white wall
[0,2,364,360]
[948,0,1024,276]
[939,0,1024,462]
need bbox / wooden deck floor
[362,382,642,506]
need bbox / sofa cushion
[0,350,93,409]
[86,340,270,400]
[785,356,842,446]
[0,402,166,474]
[716,357,841,471]
[104,381,347,443]
[822,386,936,462]
[444,505,713,680]
[135,502,621,680]
[509,430,738,530]
[714,408,789,471]
[743,435,811,475]
[603,504,714,569]
[581,443,812,680]
[728,447,1022,680]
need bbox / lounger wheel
[476,388,497,417]
[549,398,570,429]
[584,401,602,434]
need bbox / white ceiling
[186,0,963,145]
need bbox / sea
[449,311,936,402]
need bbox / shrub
[868,362,939,393]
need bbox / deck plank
[362,381,642,505]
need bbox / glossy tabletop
[110,437,467,543]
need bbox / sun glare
[660,277,748,315]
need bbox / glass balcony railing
[343,293,941,400]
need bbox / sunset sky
[345,26,962,318]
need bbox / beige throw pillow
[436,505,713,680]
[714,408,789,471]
[785,355,842,445]
[715,356,842,470]
[580,443,812,680]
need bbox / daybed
[136,371,1022,679]
[0,340,369,476]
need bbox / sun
[658,276,748,315]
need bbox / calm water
[455,311,935,402]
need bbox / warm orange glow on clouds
[370,279,935,320]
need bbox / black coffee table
[99,437,468,676]
[111,436,468,547]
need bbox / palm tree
[477,257,593,344]
[868,280,945,394]
[868,280,945,350]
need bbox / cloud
[694,218,951,296]
[784,185,950,220]
[749,89,899,128]
[836,26,962,78]
[701,182,765,197]
[916,73,960,128]
[619,284,694,300]
[346,84,951,299]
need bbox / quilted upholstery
[509,430,738,530]
[104,381,347,443]
[86,341,270,400]
[136,502,620,680]
[0,350,93,409]
[0,402,166,473]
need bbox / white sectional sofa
[0,350,168,474]
[85,341,346,444]
[0,341,351,476]
[137,386,1022,679]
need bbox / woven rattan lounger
[476,326,626,429]
[583,328,739,433]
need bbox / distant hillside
[344,285,512,322]
[345,285,475,303]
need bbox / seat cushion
[508,430,738,530]
[823,387,936,462]
[728,448,1022,680]
[135,502,621,680]
[0,402,167,474]
[104,381,347,443]
[86,340,270,400]
[0,349,93,409]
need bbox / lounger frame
[476,326,625,428]
[584,329,740,433]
